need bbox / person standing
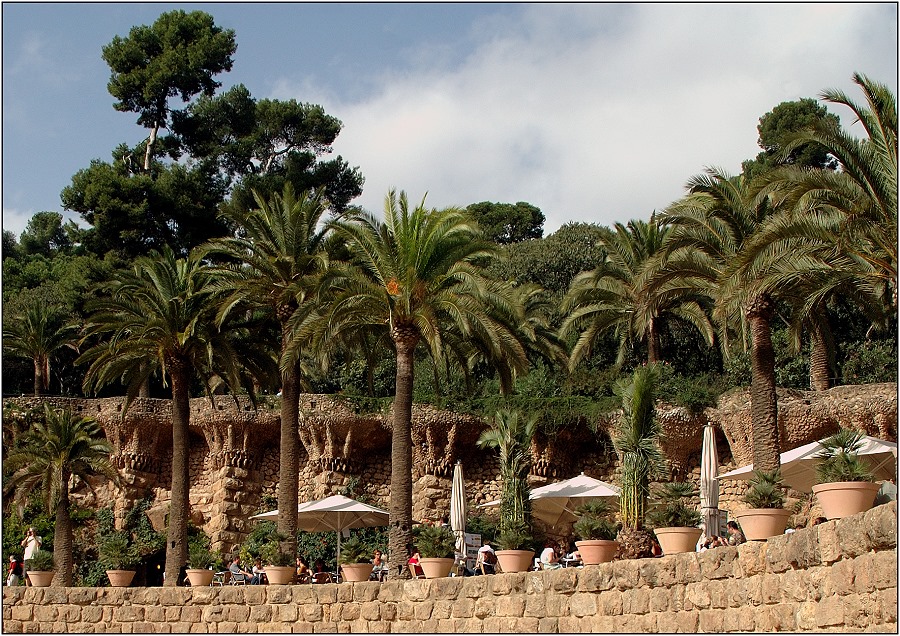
[20,528,42,587]
[7,556,23,586]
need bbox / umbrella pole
[336,531,341,577]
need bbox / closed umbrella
[479,472,620,528]
[700,423,721,537]
[251,494,389,565]
[719,435,897,493]
[450,460,467,557]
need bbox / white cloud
[261,4,897,234]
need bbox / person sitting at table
[407,548,424,577]
[370,549,387,581]
[311,558,332,583]
[296,555,310,582]
[229,556,252,583]
[540,541,562,570]
[250,558,265,585]
[475,543,496,575]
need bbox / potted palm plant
[812,429,880,519]
[24,549,55,587]
[477,410,538,573]
[338,535,375,582]
[98,533,140,587]
[732,469,792,540]
[260,533,295,584]
[416,525,456,578]
[647,482,703,555]
[185,543,218,587]
[573,500,620,564]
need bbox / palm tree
[560,218,713,369]
[321,189,522,577]
[4,404,119,586]
[758,73,896,308]
[611,363,667,559]
[476,409,537,532]
[659,169,782,471]
[79,246,259,586]
[3,301,79,396]
[203,183,333,556]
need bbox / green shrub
[646,482,702,529]
[338,535,371,565]
[495,520,533,551]
[26,549,55,572]
[97,533,140,570]
[416,525,456,559]
[743,469,786,509]
[840,340,898,384]
[572,500,620,541]
[815,429,875,483]
[259,532,294,567]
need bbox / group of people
[699,520,746,551]
[7,527,42,587]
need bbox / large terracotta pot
[185,569,214,587]
[575,539,618,565]
[812,481,881,519]
[106,569,136,587]
[653,527,702,555]
[495,549,535,573]
[340,562,374,582]
[419,557,454,579]
[264,565,296,585]
[732,508,792,540]
[26,571,54,587]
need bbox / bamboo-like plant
[612,364,667,529]
[476,409,537,534]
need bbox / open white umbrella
[479,472,620,528]
[719,434,897,493]
[251,494,389,565]
[700,424,722,537]
[450,461,467,556]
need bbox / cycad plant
[646,482,702,528]
[476,409,537,546]
[743,469,786,509]
[815,429,875,483]
[572,500,620,541]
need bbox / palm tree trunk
[33,355,47,396]
[809,319,831,392]
[52,471,73,587]
[388,329,418,580]
[647,320,661,364]
[277,359,301,558]
[164,359,191,587]
[747,294,780,472]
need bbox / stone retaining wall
[4,502,895,633]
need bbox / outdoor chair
[408,564,426,579]
[230,571,249,585]
[211,571,229,586]
[311,571,333,584]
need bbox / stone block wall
[4,502,895,633]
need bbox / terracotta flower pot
[495,549,535,573]
[419,557,455,579]
[26,571,54,587]
[653,527,702,555]
[812,481,881,519]
[732,508,792,540]
[264,565,296,585]
[106,569,136,587]
[575,539,618,565]
[340,562,374,582]
[185,569,214,587]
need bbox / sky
[2,2,898,240]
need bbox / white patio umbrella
[700,424,722,537]
[479,473,620,528]
[251,494,389,565]
[450,461,467,556]
[719,434,897,493]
